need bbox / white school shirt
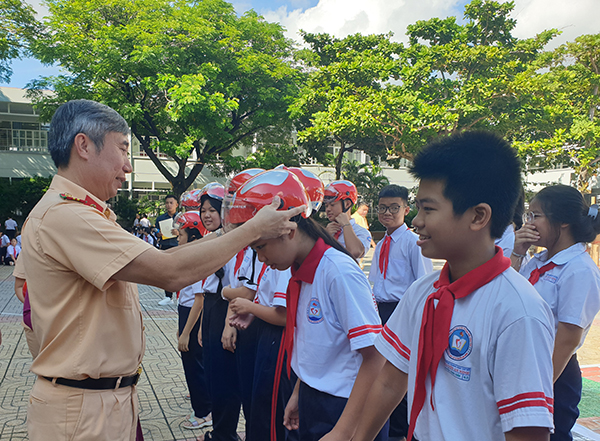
[237,247,262,291]
[291,247,382,398]
[520,242,600,350]
[337,219,372,257]
[5,219,17,230]
[179,280,204,308]
[495,224,515,258]
[142,234,155,246]
[255,266,290,308]
[376,268,555,440]
[203,257,235,294]
[369,225,433,303]
[7,244,21,259]
[1,235,9,247]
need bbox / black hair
[48,99,130,168]
[534,185,600,243]
[410,131,522,238]
[165,194,178,203]
[379,185,409,203]
[184,227,203,242]
[296,217,356,261]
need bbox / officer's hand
[248,196,306,240]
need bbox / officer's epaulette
[59,193,104,213]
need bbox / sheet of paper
[159,218,176,239]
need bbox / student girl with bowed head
[511,185,600,441]
[227,168,387,441]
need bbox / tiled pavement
[1,249,600,440]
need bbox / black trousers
[298,381,388,441]
[202,293,241,441]
[378,301,410,439]
[178,305,211,418]
[552,354,582,441]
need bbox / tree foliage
[0,176,52,224]
[515,34,600,191]
[291,32,403,178]
[0,0,38,82]
[341,160,389,208]
[27,0,301,197]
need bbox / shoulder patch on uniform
[60,193,103,213]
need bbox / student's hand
[198,326,203,347]
[326,222,341,236]
[229,297,253,315]
[319,430,349,441]
[284,387,300,431]
[229,313,255,330]
[513,224,540,256]
[335,211,351,226]
[247,196,306,240]
[222,323,237,353]
[178,332,190,352]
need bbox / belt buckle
[134,365,142,386]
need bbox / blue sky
[1,0,596,90]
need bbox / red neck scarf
[528,262,558,285]
[271,238,331,441]
[234,247,248,276]
[379,235,392,279]
[334,229,342,240]
[407,246,510,441]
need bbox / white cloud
[263,0,597,48]
[512,0,598,48]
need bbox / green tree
[377,0,557,160]
[0,176,52,224]
[515,34,600,191]
[341,160,389,208]
[0,0,38,82]
[27,0,301,198]
[290,32,403,179]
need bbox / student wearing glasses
[368,184,433,439]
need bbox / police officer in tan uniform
[13,99,304,441]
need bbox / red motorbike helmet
[323,180,358,211]
[173,211,208,236]
[224,169,311,229]
[286,167,324,212]
[180,189,203,210]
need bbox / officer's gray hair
[48,99,130,168]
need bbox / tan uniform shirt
[351,212,369,230]
[14,175,152,380]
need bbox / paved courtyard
[1,249,599,440]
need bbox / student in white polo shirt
[229,265,295,441]
[174,211,212,431]
[512,184,600,441]
[227,169,387,441]
[324,180,372,259]
[350,132,555,441]
[369,184,433,439]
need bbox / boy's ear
[469,203,493,232]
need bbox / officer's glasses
[522,211,547,224]
[377,205,405,214]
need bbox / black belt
[42,373,140,390]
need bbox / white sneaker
[158,297,173,306]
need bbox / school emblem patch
[307,297,324,324]
[446,325,473,361]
